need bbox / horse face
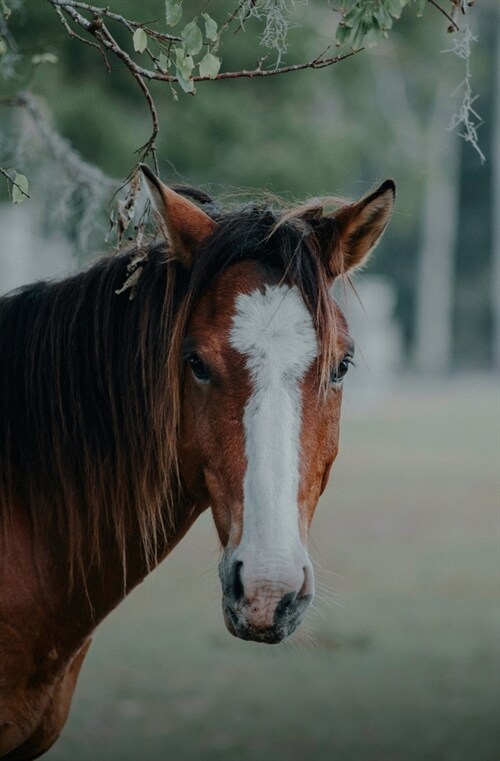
[180,262,351,643]
[142,166,395,643]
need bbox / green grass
[46,378,499,761]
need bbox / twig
[0,167,31,199]
[193,48,363,80]
[94,23,160,169]
[428,0,460,32]
[48,0,181,41]
[53,5,110,70]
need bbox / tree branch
[45,0,363,84]
[48,0,181,42]
[198,48,363,80]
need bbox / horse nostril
[232,560,244,603]
[299,565,312,599]
[281,591,298,609]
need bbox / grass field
[46,377,499,761]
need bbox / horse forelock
[184,203,340,390]
[0,195,343,588]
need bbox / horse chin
[222,594,313,645]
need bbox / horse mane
[0,189,343,586]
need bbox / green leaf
[201,12,218,43]
[176,69,195,93]
[1,0,11,20]
[175,47,194,78]
[374,5,393,28]
[12,173,29,204]
[165,0,182,27]
[351,20,368,49]
[181,20,203,56]
[31,52,59,64]
[335,23,352,46]
[158,52,170,71]
[175,47,195,93]
[414,0,426,16]
[199,51,221,79]
[132,28,148,54]
[364,23,383,47]
[338,0,358,11]
[344,5,366,29]
[384,0,406,18]
[0,37,7,55]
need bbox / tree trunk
[492,5,500,371]
[414,81,461,375]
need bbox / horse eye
[330,355,353,385]
[189,354,210,382]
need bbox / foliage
[0,0,477,195]
[335,0,427,48]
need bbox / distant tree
[493,5,500,371]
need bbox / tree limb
[45,0,362,83]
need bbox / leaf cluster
[132,2,221,95]
[335,0,427,48]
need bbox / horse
[0,165,395,760]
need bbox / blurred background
[0,1,498,759]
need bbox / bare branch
[428,0,460,33]
[194,48,363,80]
[53,5,110,70]
[92,21,160,168]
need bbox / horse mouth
[222,593,313,644]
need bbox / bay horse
[0,165,395,760]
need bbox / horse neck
[0,494,203,663]
[0,252,201,640]
[68,498,202,632]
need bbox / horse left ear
[326,180,395,277]
[140,164,217,269]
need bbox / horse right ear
[140,164,217,269]
[320,180,395,279]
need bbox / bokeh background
[0,1,498,759]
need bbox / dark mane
[0,193,340,583]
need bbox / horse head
[143,166,395,644]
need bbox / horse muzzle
[218,550,314,643]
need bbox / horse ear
[326,180,395,278]
[140,164,217,269]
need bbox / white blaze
[229,284,317,586]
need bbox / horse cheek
[178,386,210,504]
